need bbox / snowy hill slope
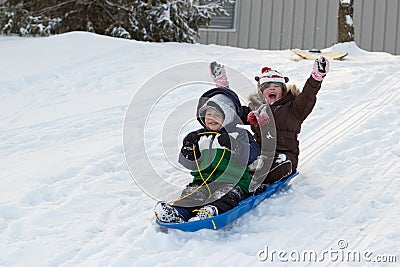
[0,32,399,266]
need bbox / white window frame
[201,1,237,32]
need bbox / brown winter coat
[241,76,322,171]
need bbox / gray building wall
[197,0,400,55]
[354,0,400,54]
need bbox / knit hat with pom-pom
[255,67,289,93]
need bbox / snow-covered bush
[0,0,233,42]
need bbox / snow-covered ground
[1,32,399,266]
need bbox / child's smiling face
[262,83,283,104]
[204,108,224,131]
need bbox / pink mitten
[247,104,270,126]
[255,104,270,126]
[311,56,330,81]
[247,111,259,126]
[209,61,230,88]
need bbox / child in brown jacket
[243,57,330,185]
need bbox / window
[205,1,236,30]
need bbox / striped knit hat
[255,67,289,84]
[254,67,289,94]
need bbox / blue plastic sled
[156,172,299,232]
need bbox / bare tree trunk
[338,0,354,43]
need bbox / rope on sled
[193,143,212,196]
[192,209,217,230]
[168,133,225,205]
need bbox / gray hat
[198,93,236,126]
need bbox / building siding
[198,0,400,55]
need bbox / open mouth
[268,92,277,100]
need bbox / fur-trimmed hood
[248,84,300,109]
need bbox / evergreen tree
[0,0,233,42]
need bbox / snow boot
[154,202,186,223]
[252,184,268,196]
[188,205,219,222]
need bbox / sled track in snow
[311,163,400,267]
[300,73,399,167]
[297,69,400,266]
[308,157,400,267]
[330,187,400,267]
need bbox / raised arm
[292,57,330,121]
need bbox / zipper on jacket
[208,134,217,182]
